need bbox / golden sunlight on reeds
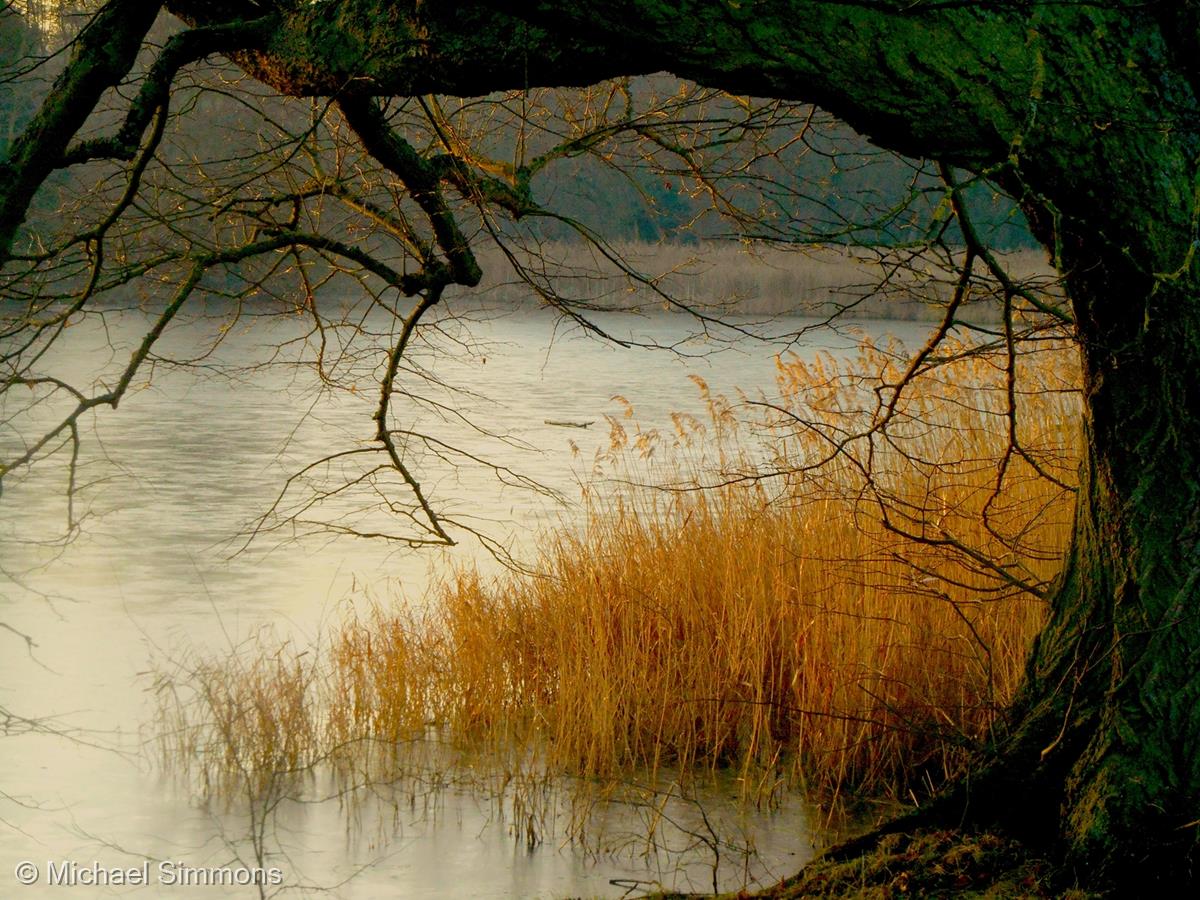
[156,333,1081,814]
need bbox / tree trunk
[951,211,1200,890]
[1028,271,1200,886]
[820,210,1200,894]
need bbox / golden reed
[157,333,1080,813]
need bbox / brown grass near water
[156,333,1080,817]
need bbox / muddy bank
[651,827,1101,899]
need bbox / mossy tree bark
[5,0,1199,890]
[946,220,1200,890]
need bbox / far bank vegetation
[463,241,1056,323]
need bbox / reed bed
[156,332,1080,819]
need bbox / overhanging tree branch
[0,0,161,261]
[0,4,280,264]
[59,15,277,167]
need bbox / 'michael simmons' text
[40,860,284,887]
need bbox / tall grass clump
[154,634,323,801]
[158,332,1080,814]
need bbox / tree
[2,1,1197,892]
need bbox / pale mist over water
[0,304,934,898]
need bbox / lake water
[1,303,933,897]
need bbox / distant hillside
[527,122,1037,251]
